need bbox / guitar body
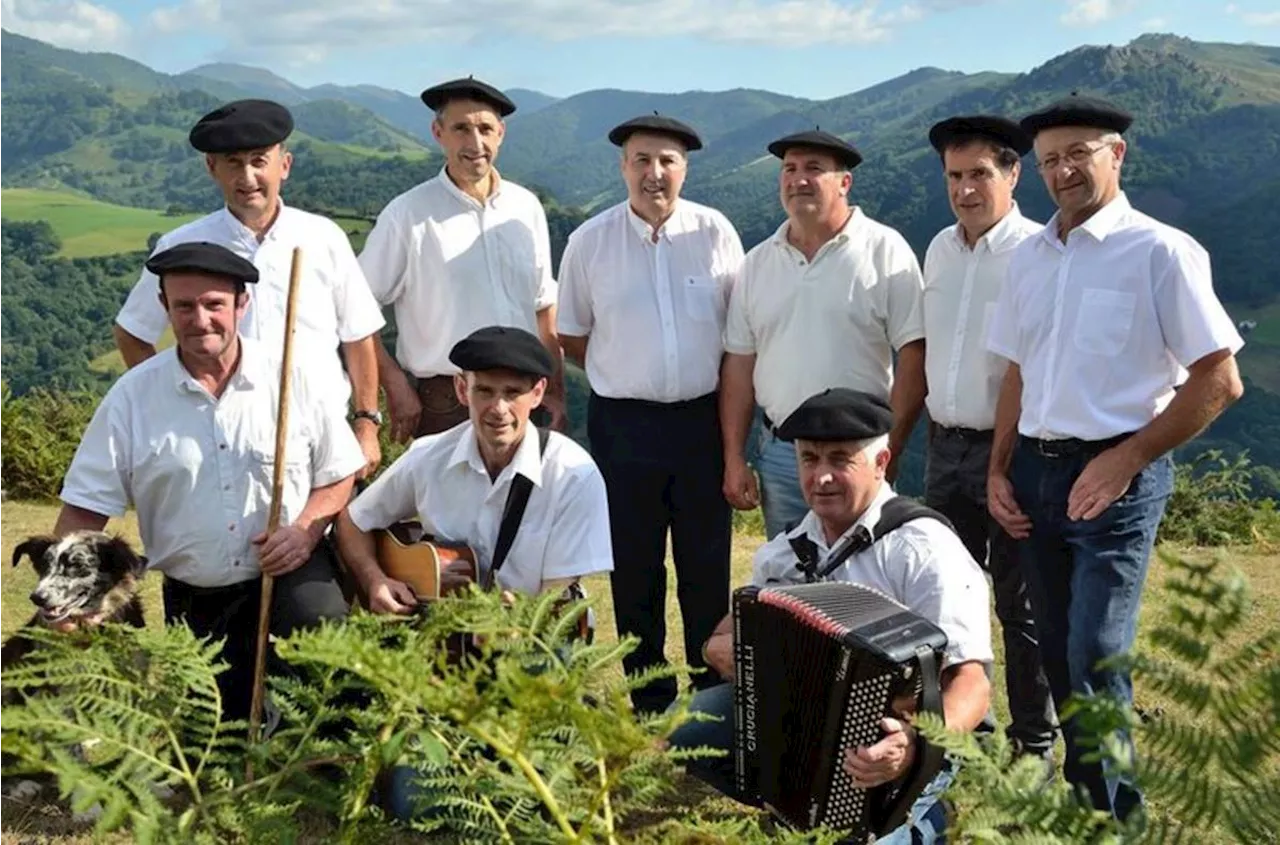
[374,521,477,600]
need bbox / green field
[1230,301,1280,393]
[0,189,201,258]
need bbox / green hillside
[1,188,200,257]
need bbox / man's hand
[352,420,382,479]
[988,473,1032,539]
[541,394,568,433]
[367,575,418,615]
[1067,444,1142,521]
[384,371,422,443]
[440,559,477,596]
[842,717,917,789]
[253,524,317,577]
[723,455,760,510]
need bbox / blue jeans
[755,428,809,540]
[1009,438,1173,821]
[667,683,953,843]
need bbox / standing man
[112,99,387,477]
[358,77,566,440]
[921,115,1057,763]
[60,242,365,724]
[721,130,927,538]
[987,94,1245,819]
[557,115,744,715]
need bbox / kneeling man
[57,242,366,724]
[667,388,993,844]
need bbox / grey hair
[856,433,891,463]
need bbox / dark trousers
[925,424,1057,757]
[1010,436,1173,820]
[588,391,732,715]
[414,375,469,437]
[162,538,350,726]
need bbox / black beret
[767,128,862,170]
[448,326,553,379]
[928,114,1033,157]
[145,241,259,286]
[608,113,703,151]
[1019,92,1133,137]
[189,99,293,153]
[775,388,893,443]
[420,77,516,117]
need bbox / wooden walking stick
[246,246,304,780]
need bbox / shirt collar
[948,203,1027,254]
[172,336,263,395]
[219,199,287,244]
[437,165,503,210]
[447,420,545,489]
[785,480,894,553]
[1042,191,1131,247]
[625,200,686,244]
[772,205,863,253]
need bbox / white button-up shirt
[923,206,1042,430]
[557,200,744,402]
[751,482,993,669]
[987,192,1244,441]
[357,169,557,378]
[346,421,613,596]
[60,339,366,588]
[724,208,926,426]
[115,202,386,409]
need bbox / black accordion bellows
[732,581,949,839]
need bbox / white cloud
[1141,16,1168,28]
[1224,3,1280,26]
[1059,0,1135,27]
[142,0,949,64]
[2,0,129,50]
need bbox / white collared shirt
[60,338,366,588]
[987,192,1244,441]
[356,168,557,378]
[346,421,613,596]
[724,207,926,426]
[114,202,386,409]
[556,200,744,402]
[923,206,1042,430]
[751,482,993,669]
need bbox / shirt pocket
[1073,288,1136,357]
[682,275,725,325]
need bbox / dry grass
[2,500,1277,843]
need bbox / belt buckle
[1034,438,1075,458]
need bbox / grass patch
[1,189,201,258]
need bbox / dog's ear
[12,536,58,569]
[97,535,148,577]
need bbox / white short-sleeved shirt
[751,483,993,669]
[987,192,1245,441]
[60,338,366,588]
[357,169,557,378]
[923,207,1042,430]
[346,421,613,596]
[556,200,744,402]
[114,202,386,409]
[724,208,926,426]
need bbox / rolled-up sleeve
[554,233,592,336]
[357,207,409,307]
[1153,239,1244,368]
[723,265,757,355]
[115,266,169,345]
[346,451,421,533]
[328,223,386,342]
[884,235,926,351]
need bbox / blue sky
[4,0,1278,100]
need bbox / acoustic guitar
[373,521,477,600]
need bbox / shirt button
[234,560,241,566]
[219,443,227,450]
[228,524,236,532]
[224,484,231,491]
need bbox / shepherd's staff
[246,245,303,780]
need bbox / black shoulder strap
[487,426,550,588]
[809,496,954,581]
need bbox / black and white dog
[2,531,148,808]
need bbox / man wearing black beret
[557,113,744,715]
[921,114,1057,765]
[60,240,366,726]
[721,126,927,540]
[112,98,388,480]
[667,388,994,842]
[986,93,1245,818]
[359,76,567,441]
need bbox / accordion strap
[795,496,955,583]
[878,643,948,834]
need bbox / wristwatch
[351,409,383,426]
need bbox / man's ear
[13,535,57,568]
[454,372,470,407]
[97,535,147,577]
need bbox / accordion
[732,581,949,840]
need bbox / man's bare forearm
[1122,350,1244,469]
[703,612,736,680]
[888,340,926,458]
[940,662,991,732]
[374,339,408,390]
[536,305,565,399]
[53,504,110,537]
[113,325,157,370]
[560,335,588,370]
[334,510,384,588]
[342,335,380,412]
[719,353,757,461]
[295,478,356,546]
[989,364,1023,478]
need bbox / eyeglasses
[1035,142,1113,172]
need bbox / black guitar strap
[484,426,550,590]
